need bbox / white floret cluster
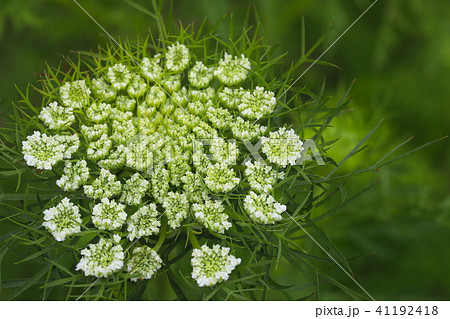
[193,200,231,234]
[243,191,286,224]
[42,197,81,241]
[24,41,307,286]
[261,127,304,167]
[127,204,161,240]
[191,244,241,287]
[39,102,75,130]
[127,246,163,281]
[92,198,127,230]
[76,238,124,278]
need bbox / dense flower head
[238,86,276,119]
[214,53,251,86]
[120,173,150,206]
[84,168,122,199]
[244,161,284,193]
[204,163,240,193]
[86,102,111,123]
[91,77,116,101]
[165,42,190,72]
[191,244,241,287]
[218,87,245,109]
[106,63,132,90]
[92,198,127,230]
[22,131,66,170]
[210,138,239,164]
[188,61,214,88]
[56,160,90,191]
[231,116,267,140]
[42,198,81,241]
[127,246,163,281]
[59,79,91,108]
[243,191,286,224]
[39,102,75,131]
[261,127,304,167]
[86,134,112,161]
[24,40,308,286]
[161,191,190,228]
[127,204,161,240]
[193,199,231,234]
[76,238,124,278]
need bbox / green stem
[153,216,167,252]
[187,228,201,249]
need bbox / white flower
[106,63,132,90]
[261,127,304,167]
[127,74,148,98]
[81,124,109,141]
[231,116,266,140]
[127,246,162,281]
[140,57,163,82]
[42,197,81,241]
[86,134,112,162]
[243,191,285,224]
[214,53,251,86]
[238,86,276,119]
[56,160,90,191]
[244,161,284,193]
[110,108,133,122]
[188,61,213,88]
[165,42,190,72]
[22,131,65,170]
[54,133,80,159]
[205,106,233,130]
[39,102,75,130]
[119,173,150,206]
[59,80,91,108]
[97,145,127,169]
[145,85,166,108]
[204,163,240,193]
[125,137,155,172]
[162,74,181,93]
[193,200,231,234]
[218,87,245,109]
[91,77,116,101]
[115,95,136,112]
[162,192,190,229]
[84,168,122,199]
[150,166,170,203]
[127,204,161,240]
[189,87,215,103]
[191,244,241,287]
[113,234,121,243]
[110,119,137,145]
[86,102,111,123]
[181,171,209,203]
[92,198,127,231]
[210,138,239,165]
[76,238,124,278]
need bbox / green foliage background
[0,0,449,300]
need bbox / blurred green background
[0,0,449,300]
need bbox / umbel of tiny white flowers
[127,204,161,240]
[127,246,163,282]
[22,40,307,285]
[193,200,232,234]
[191,244,241,287]
[42,198,81,241]
[243,191,286,224]
[92,198,127,231]
[76,238,124,278]
[261,127,304,167]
